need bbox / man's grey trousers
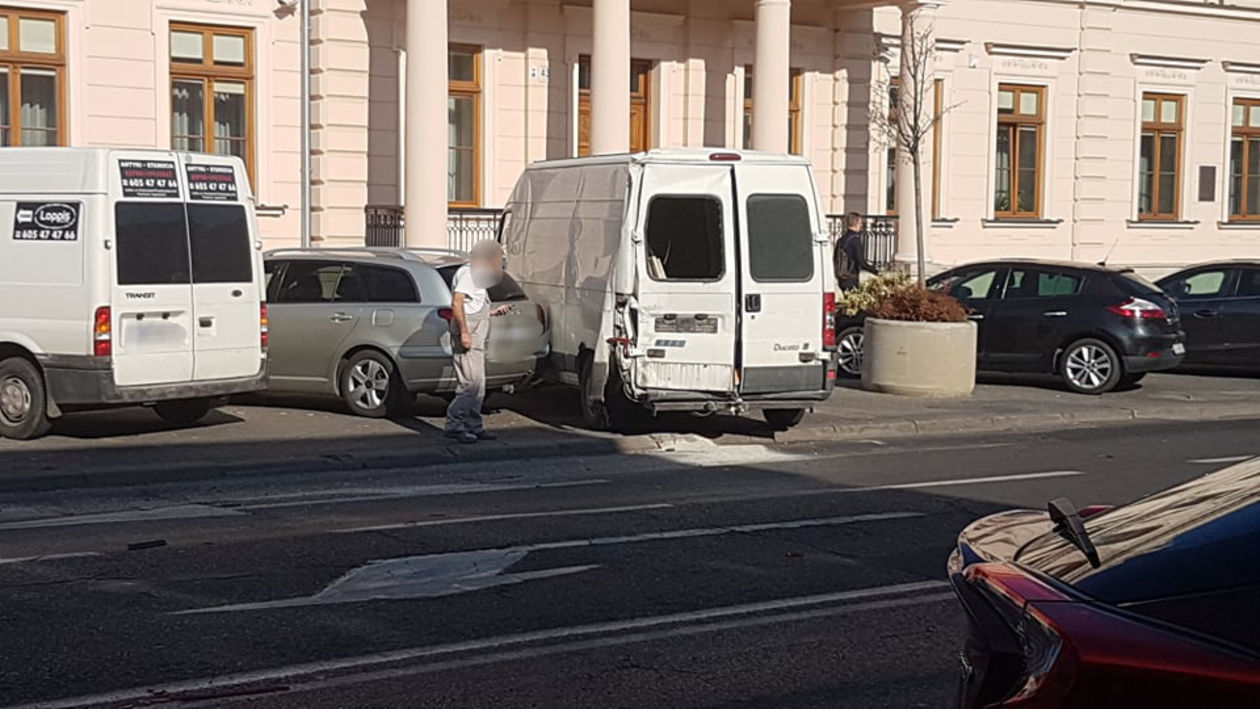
[445,308,489,435]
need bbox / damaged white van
[0,148,268,439]
[502,149,837,431]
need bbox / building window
[576,56,650,157]
[0,7,66,147]
[932,78,944,220]
[170,24,254,178]
[1138,93,1183,220]
[886,80,899,215]
[742,66,803,154]
[1230,97,1260,220]
[994,84,1045,218]
[448,45,481,207]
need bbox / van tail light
[259,303,269,352]
[823,292,838,349]
[1107,297,1166,320]
[438,307,455,322]
[709,152,742,162]
[93,306,112,358]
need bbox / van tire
[578,354,611,431]
[154,398,214,426]
[763,408,806,431]
[0,356,51,440]
[341,350,407,419]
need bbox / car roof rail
[263,247,439,262]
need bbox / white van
[0,148,268,439]
[502,149,836,431]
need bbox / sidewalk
[1,371,1257,493]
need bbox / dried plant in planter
[837,272,968,323]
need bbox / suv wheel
[0,357,51,440]
[1060,338,1122,395]
[341,350,407,418]
[154,398,214,426]
[835,326,864,378]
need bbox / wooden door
[577,57,652,156]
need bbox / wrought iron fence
[825,213,898,272]
[364,206,503,252]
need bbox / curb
[777,401,1260,443]
[0,434,661,495]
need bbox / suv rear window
[746,194,814,282]
[115,203,190,286]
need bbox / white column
[893,0,936,269]
[404,0,448,248]
[751,0,791,153]
[591,0,630,155]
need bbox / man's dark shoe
[445,431,478,444]
[474,431,497,441]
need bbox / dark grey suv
[263,248,550,417]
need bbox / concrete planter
[861,318,977,397]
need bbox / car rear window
[115,202,191,286]
[746,194,814,282]
[1016,459,1260,607]
[361,265,419,303]
[1116,271,1165,297]
[188,204,252,283]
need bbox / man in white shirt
[446,240,511,443]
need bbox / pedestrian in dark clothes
[833,212,879,291]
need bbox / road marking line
[0,551,104,566]
[218,593,961,704]
[28,581,950,708]
[1187,455,1254,465]
[0,505,246,531]
[237,479,610,511]
[339,503,674,533]
[856,470,1086,493]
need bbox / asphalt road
[1,420,1257,708]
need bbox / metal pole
[299,0,312,249]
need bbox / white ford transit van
[502,149,836,431]
[0,148,267,439]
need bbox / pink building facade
[6,0,1260,276]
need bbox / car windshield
[437,265,528,302]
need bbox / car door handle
[329,312,354,323]
[1194,309,1218,318]
[1042,310,1068,318]
[968,313,985,321]
[198,317,214,328]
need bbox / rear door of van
[632,163,738,394]
[733,163,828,395]
[179,155,263,381]
[110,153,195,387]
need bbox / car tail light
[823,292,838,349]
[965,564,1075,707]
[93,306,112,358]
[438,307,455,322]
[1107,297,1166,320]
[260,303,269,352]
[535,303,548,330]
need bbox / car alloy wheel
[836,327,864,378]
[348,358,391,412]
[0,375,31,424]
[1061,339,1121,394]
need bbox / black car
[835,260,1186,394]
[1155,261,1260,370]
[948,459,1260,707]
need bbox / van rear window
[115,203,190,286]
[645,196,724,281]
[747,195,814,282]
[188,204,252,283]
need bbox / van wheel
[341,350,407,418]
[763,408,806,431]
[1059,338,1122,395]
[0,357,51,440]
[578,355,611,431]
[154,398,214,426]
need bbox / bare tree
[870,12,954,287]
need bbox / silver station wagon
[263,248,550,417]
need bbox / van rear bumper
[639,387,833,415]
[39,354,268,407]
